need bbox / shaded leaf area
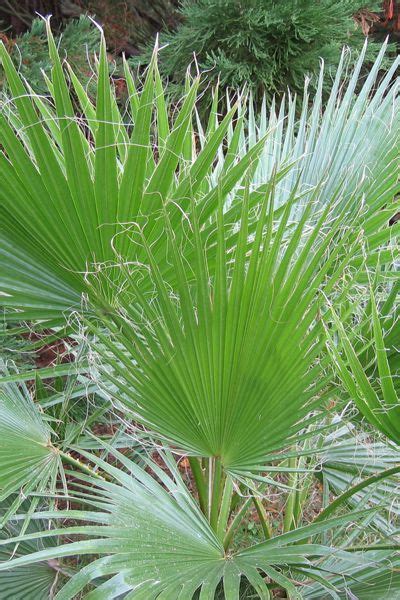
[329,286,400,445]
[303,549,400,599]
[0,502,59,600]
[321,424,400,536]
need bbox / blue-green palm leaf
[0,444,378,600]
[0,503,59,600]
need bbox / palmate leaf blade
[0,231,82,320]
[0,503,58,600]
[0,35,94,321]
[0,372,62,521]
[237,42,400,223]
[1,36,399,326]
[0,114,81,274]
[0,440,380,600]
[0,446,226,599]
[0,39,96,270]
[0,562,56,600]
[90,182,360,474]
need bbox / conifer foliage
[144,0,382,100]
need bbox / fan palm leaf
[0,502,59,600]
[0,366,63,523]
[0,23,270,323]
[227,41,400,221]
[0,24,399,600]
[320,423,400,536]
[303,549,400,599]
[0,442,378,600]
[0,29,399,324]
[86,177,369,474]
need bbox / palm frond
[0,26,265,323]
[303,549,400,599]
[328,289,400,445]
[227,42,400,221]
[0,33,399,325]
[0,443,380,600]
[0,365,63,523]
[86,176,368,475]
[0,501,59,600]
[320,423,400,537]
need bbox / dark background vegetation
[2,0,400,51]
[0,0,180,53]
[1,0,399,104]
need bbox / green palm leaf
[0,32,398,325]
[87,178,364,474]
[1,26,399,600]
[303,549,400,599]
[0,442,378,600]
[232,41,400,220]
[0,502,59,600]
[328,289,400,445]
[320,424,400,536]
[0,366,63,522]
[0,26,266,323]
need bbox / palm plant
[0,20,399,599]
[1,28,399,324]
